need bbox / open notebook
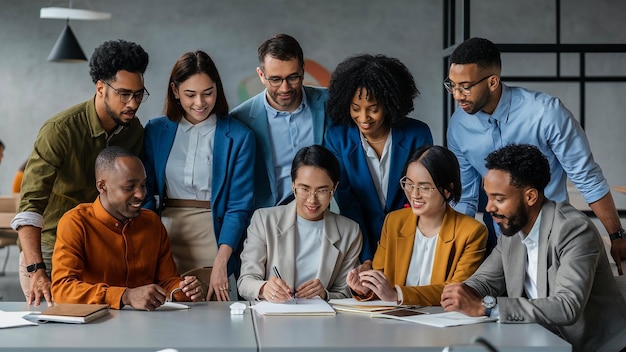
[251,297,335,316]
[29,304,110,324]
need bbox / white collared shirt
[520,210,542,299]
[359,132,392,210]
[165,116,216,200]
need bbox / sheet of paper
[373,311,497,327]
[156,302,190,310]
[0,310,39,328]
[251,297,335,316]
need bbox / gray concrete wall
[0,0,624,209]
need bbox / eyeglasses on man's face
[399,177,437,197]
[443,75,491,96]
[293,187,334,201]
[262,71,304,87]
[102,80,150,103]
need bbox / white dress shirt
[405,227,438,286]
[165,116,216,201]
[360,132,392,210]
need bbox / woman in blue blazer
[142,51,255,301]
[325,54,432,266]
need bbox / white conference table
[0,301,257,351]
[251,307,572,352]
[0,302,571,351]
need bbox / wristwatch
[609,229,625,242]
[482,295,496,317]
[26,262,46,273]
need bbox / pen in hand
[272,266,297,303]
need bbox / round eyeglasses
[103,80,150,103]
[399,177,437,196]
[293,187,334,201]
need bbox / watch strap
[485,307,492,317]
[26,262,46,273]
[609,229,625,241]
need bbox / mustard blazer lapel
[431,206,457,283]
[394,212,418,286]
[274,201,298,287]
[317,210,341,287]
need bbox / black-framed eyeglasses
[399,177,437,197]
[262,71,304,87]
[102,80,150,103]
[443,75,492,96]
[293,187,334,201]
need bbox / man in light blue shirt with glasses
[445,37,625,274]
[231,34,331,210]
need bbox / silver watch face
[482,295,496,308]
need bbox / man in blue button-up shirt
[445,37,625,274]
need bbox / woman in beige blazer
[347,145,487,306]
[238,145,362,302]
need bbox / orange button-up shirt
[52,196,187,309]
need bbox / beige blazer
[237,201,362,301]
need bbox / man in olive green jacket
[11,39,148,307]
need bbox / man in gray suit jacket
[230,34,331,209]
[441,144,626,352]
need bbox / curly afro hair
[326,54,418,127]
[89,39,149,84]
[485,144,550,192]
[450,37,501,72]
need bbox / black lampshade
[47,20,87,62]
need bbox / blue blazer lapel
[212,117,230,202]
[307,88,326,144]
[346,128,382,213]
[249,95,277,199]
[156,119,178,200]
[387,127,410,211]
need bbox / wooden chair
[180,267,217,301]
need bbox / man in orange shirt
[51,146,204,310]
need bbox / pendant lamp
[47,19,87,62]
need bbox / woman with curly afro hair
[324,54,432,267]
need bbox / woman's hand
[358,270,397,302]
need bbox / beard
[491,201,529,237]
[104,94,134,127]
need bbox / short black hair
[95,146,138,176]
[485,144,550,192]
[291,145,340,185]
[257,34,304,70]
[327,54,419,127]
[450,37,501,72]
[89,39,149,84]
[402,145,460,203]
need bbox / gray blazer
[465,200,626,352]
[237,201,362,302]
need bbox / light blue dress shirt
[448,84,610,217]
[264,89,314,204]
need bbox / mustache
[490,212,506,219]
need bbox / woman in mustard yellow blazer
[347,145,487,306]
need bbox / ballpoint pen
[272,266,297,303]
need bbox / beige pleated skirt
[161,207,217,274]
